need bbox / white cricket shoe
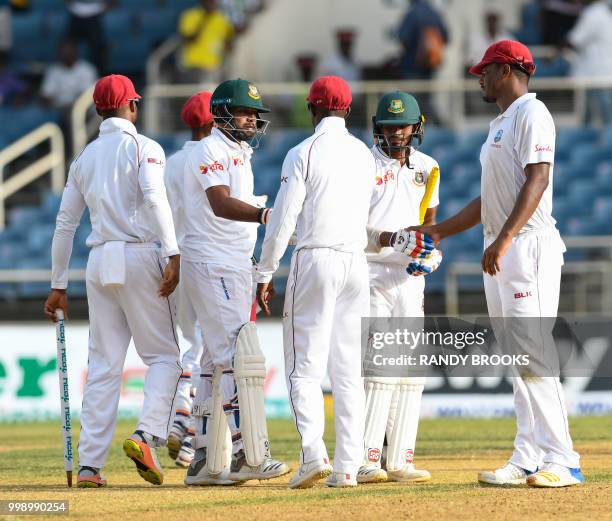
[387,464,431,483]
[167,420,186,460]
[175,436,195,468]
[527,463,585,488]
[227,449,290,481]
[478,461,534,486]
[184,448,240,486]
[326,471,357,488]
[357,463,388,483]
[288,458,333,489]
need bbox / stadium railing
[0,122,64,230]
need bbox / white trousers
[483,230,580,470]
[182,260,252,446]
[283,248,369,475]
[369,262,425,318]
[173,283,204,421]
[79,244,182,469]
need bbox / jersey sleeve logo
[232,156,244,167]
[388,99,405,114]
[199,160,224,174]
[147,157,163,165]
[535,144,553,153]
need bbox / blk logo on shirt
[514,291,533,299]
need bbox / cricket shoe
[288,458,333,489]
[357,463,388,483]
[227,449,290,481]
[326,472,357,488]
[167,420,187,460]
[184,448,238,486]
[527,463,585,488]
[175,436,195,468]
[76,466,107,488]
[388,464,431,483]
[478,461,535,486]
[123,431,164,485]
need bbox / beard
[232,127,256,142]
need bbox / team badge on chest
[413,171,425,186]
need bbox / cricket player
[358,91,442,484]
[413,40,584,487]
[44,74,182,487]
[255,76,435,489]
[165,91,214,468]
[181,79,288,485]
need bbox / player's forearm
[434,196,481,239]
[497,167,549,240]
[51,228,76,290]
[211,196,263,223]
[143,193,180,257]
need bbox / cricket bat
[55,310,74,488]
[419,166,440,224]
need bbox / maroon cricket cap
[181,91,213,128]
[469,40,536,76]
[93,74,142,110]
[307,76,352,110]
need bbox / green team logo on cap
[388,99,405,114]
[248,84,261,100]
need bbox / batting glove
[391,229,435,259]
[407,249,443,276]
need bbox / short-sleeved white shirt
[367,145,440,266]
[480,93,557,238]
[182,128,259,269]
[165,140,198,247]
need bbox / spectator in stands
[178,0,235,84]
[41,39,97,110]
[467,12,513,70]
[318,29,361,82]
[220,0,264,34]
[289,54,318,127]
[0,50,26,106]
[566,0,612,125]
[65,0,115,75]
[397,0,449,124]
[540,0,584,46]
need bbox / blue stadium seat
[26,223,55,256]
[33,0,63,10]
[10,12,43,42]
[0,106,60,142]
[108,34,151,73]
[103,10,135,38]
[556,127,599,151]
[41,191,62,220]
[138,9,179,45]
[569,143,612,167]
[593,196,612,221]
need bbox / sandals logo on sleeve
[247,84,261,100]
[388,99,405,114]
[199,160,224,174]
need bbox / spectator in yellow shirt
[178,0,234,84]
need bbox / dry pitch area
[0,416,611,521]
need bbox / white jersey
[182,127,259,270]
[165,140,198,246]
[51,117,178,289]
[367,145,440,266]
[256,116,375,282]
[480,93,557,238]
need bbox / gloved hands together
[406,248,443,276]
[391,229,436,259]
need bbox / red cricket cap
[181,91,213,128]
[307,76,352,111]
[469,40,536,76]
[93,74,141,110]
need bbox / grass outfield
[0,416,611,520]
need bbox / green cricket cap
[210,78,270,113]
[375,91,421,126]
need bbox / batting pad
[203,368,232,474]
[363,378,397,466]
[234,321,269,467]
[386,379,425,471]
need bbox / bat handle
[56,309,64,321]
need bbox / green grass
[0,416,610,520]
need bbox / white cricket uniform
[182,127,259,446]
[480,92,580,470]
[363,145,440,470]
[256,117,374,476]
[51,117,182,469]
[367,144,440,318]
[165,141,204,421]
